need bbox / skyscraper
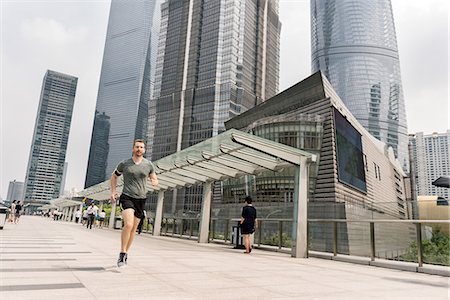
[85,0,162,187]
[149,0,280,160]
[24,70,77,203]
[311,0,408,170]
[409,131,450,199]
[6,180,24,203]
[148,0,281,212]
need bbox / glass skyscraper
[147,0,281,212]
[6,180,24,204]
[85,0,162,187]
[311,0,409,170]
[149,0,280,160]
[24,70,78,203]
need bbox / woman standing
[240,196,257,254]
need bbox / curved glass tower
[311,0,408,170]
[85,0,162,187]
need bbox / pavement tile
[1,216,449,300]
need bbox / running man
[110,139,158,267]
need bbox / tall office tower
[85,0,162,187]
[148,0,281,212]
[311,0,409,170]
[24,70,77,203]
[409,131,450,199]
[149,0,280,159]
[6,180,24,203]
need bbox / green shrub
[262,233,292,248]
[402,230,450,266]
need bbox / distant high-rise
[148,0,281,212]
[409,131,450,199]
[85,0,162,188]
[24,70,77,203]
[311,0,408,170]
[6,180,24,203]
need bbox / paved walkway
[0,216,448,299]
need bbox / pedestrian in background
[14,201,23,224]
[98,209,106,228]
[240,196,257,254]
[75,209,81,223]
[8,200,16,223]
[86,202,98,229]
[82,210,88,225]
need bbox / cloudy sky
[0,0,448,198]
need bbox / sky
[0,0,449,198]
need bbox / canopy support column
[108,201,116,229]
[198,181,212,243]
[153,191,165,236]
[67,206,73,222]
[292,157,310,258]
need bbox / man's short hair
[245,196,252,204]
[134,139,146,146]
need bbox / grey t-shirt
[114,158,155,199]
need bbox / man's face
[133,142,146,157]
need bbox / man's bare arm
[110,174,118,203]
[149,172,158,187]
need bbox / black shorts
[120,194,146,219]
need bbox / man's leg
[125,217,141,252]
[121,209,139,253]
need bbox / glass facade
[221,113,323,208]
[148,0,281,213]
[24,70,77,203]
[85,0,162,188]
[311,0,409,171]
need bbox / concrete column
[71,206,76,221]
[108,202,116,229]
[292,157,309,258]
[79,203,83,223]
[73,205,78,223]
[63,208,68,221]
[153,191,165,236]
[67,207,73,222]
[198,181,212,243]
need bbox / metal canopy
[78,129,316,200]
[50,197,82,208]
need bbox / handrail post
[224,219,229,242]
[278,220,283,249]
[172,218,176,236]
[370,222,375,261]
[333,221,338,256]
[258,220,262,247]
[211,219,216,241]
[416,223,423,267]
[180,218,184,237]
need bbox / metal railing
[308,219,450,267]
[155,217,449,267]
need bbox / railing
[153,217,449,268]
[308,219,450,267]
[159,217,200,239]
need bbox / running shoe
[117,252,126,267]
